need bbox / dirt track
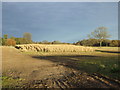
[2,47,120,88]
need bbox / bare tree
[88,27,111,47]
[23,32,32,41]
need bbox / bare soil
[2,47,120,88]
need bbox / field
[1,45,120,88]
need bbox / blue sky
[2,2,118,43]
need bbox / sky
[2,2,118,43]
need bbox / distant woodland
[1,27,120,47]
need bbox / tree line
[74,39,120,47]
[0,26,119,47]
[74,27,120,47]
[0,33,33,46]
[34,40,70,44]
[0,32,69,46]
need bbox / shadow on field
[31,55,100,70]
[95,50,120,53]
[31,55,120,80]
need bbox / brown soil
[2,47,120,88]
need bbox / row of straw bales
[15,44,94,52]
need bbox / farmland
[1,1,119,89]
[1,45,120,88]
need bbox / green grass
[76,56,120,80]
[1,76,25,88]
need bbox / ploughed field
[1,44,120,88]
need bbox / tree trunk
[100,41,102,47]
[106,43,108,47]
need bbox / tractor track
[19,71,120,88]
[90,73,120,88]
